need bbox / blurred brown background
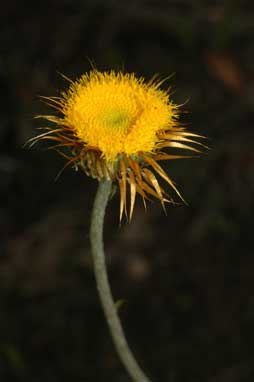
[1,1,254,381]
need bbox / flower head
[31,70,204,221]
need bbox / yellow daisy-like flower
[32,70,203,221]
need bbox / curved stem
[90,179,150,382]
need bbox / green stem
[90,179,151,382]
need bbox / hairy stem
[90,179,150,382]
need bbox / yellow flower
[31,70,204,221]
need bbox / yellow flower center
[100,109,131,131]
[62,71,178,161]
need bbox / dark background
[1,1,254,381]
